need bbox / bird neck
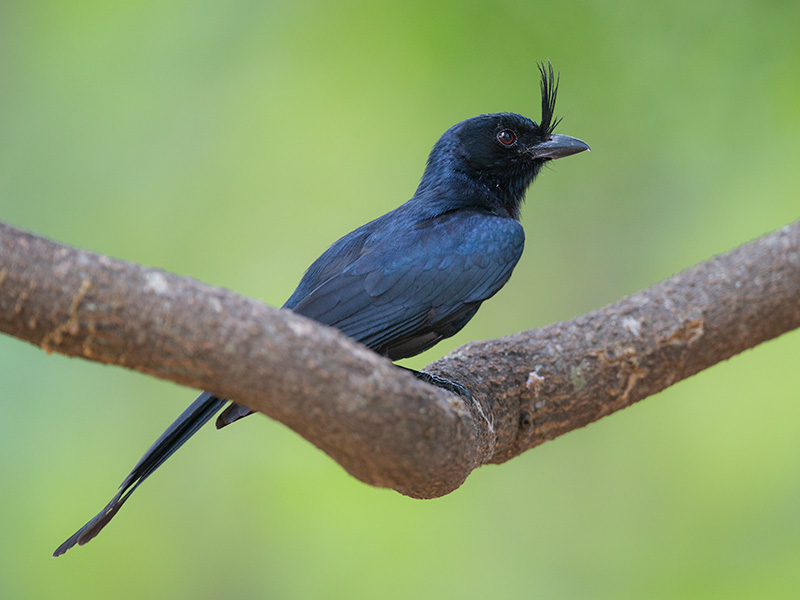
[415,165,532,221]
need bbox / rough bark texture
[1,220,799,497]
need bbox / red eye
[497,129,516,146]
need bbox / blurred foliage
[1,1,799,598]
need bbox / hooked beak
[531,133,590,160]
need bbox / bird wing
[288,211,524,358]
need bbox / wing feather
[290,211,524,358]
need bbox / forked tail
[53,392,227,557]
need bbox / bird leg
[399,366,473,400]
[399,367,496,442]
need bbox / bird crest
[539,61,563,136]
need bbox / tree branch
[2,220,799,497]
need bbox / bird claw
[403,368,473,400]
[405,368,495,443]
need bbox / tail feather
[215,402,254,429]
[53,392,227,557]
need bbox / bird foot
[401,367,473,400]
[403,367,495,441]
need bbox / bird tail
[215,402,254,429]
[53,392,227,557]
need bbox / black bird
[53,63,588,556]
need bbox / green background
[2,1,799,598]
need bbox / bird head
[419,63,589,219]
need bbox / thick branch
[1,220,799,497]
[425,220,800,462]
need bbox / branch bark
[1,220,799,497]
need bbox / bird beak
[531,133,590,160]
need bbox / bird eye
[496,129,516,146]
